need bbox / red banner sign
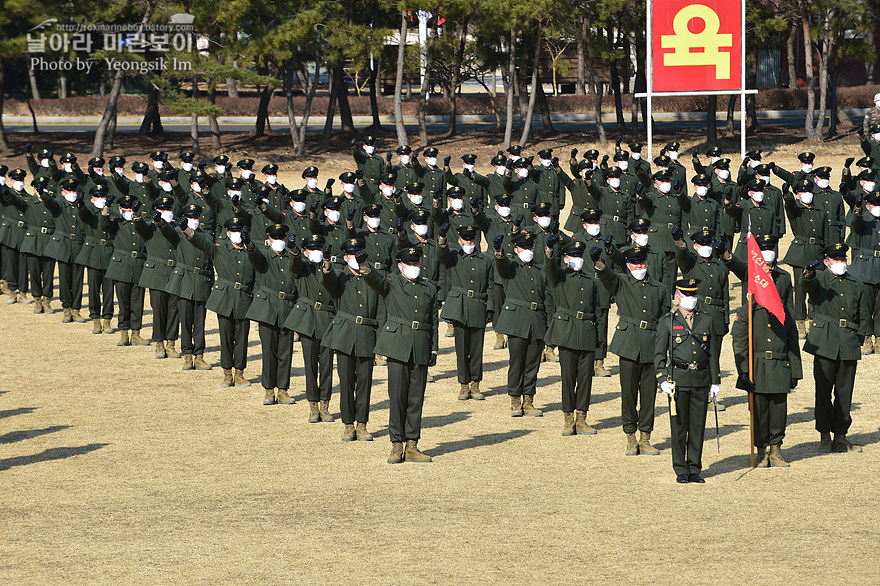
[652,0,742,92]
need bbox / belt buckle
[374,262,382,270]
[809,237,816,244]
[765,350,773,359]
[667,223,673,229]
[874,250,880,258]
[576,310,584,319]
[330,255,337,263]
[639,320,648,329]
[688,363,697,370]
[704,296,712,304]
[613,215,619,222]
[839,319,847,328]
[131,251,138,258]
[278,291,286,300]
[411,320,420,330]
[529,302,538,310]
[40,227,48,234]
[100,239,107,246]
[467,290,475,298]
[314,301,322,310]
[233,282,242,290]
[193,267,201,275]
[17,221,24,227]
[69,234,77,240]
[167,259,175,267]
[355,315,364,325]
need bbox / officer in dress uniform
[362,246,438,464]
[45,177,86,323]
[655,278,720,483]
[848,192,880,354]
[351,135,386,198]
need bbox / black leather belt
[673,361,707,370]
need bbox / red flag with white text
[747,233,785,324]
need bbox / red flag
[747,233,785,324]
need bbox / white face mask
[496,166,507,175]
[464,164,475,173]
[92,198,106,209]
[401,264,421,279]
[668,151,679,160]
[816,178,830,189]
[229,231,243,244]
[697,245,713,258]
[135,173,144,183]
[409,194,423,205]
[870,206,880,218]
[510,155,521,162]
[756,175,771,187]
[695,186,709,197]
[761,250,776,263]
[748,159,760,168]
[63,163,73,173]
[153,160,164,169]
[540,159,552,168]
[381,185,394,197]
[863,182,877,193]
[366,217,381,229]
[399,155,411,165]
[798,192,813,205]
[0,177,5,185]
[617,161,628,171]
[182,162,193,172]
[12,181,24,192]
[161,183,172,193]
[241,170,253,179]
[801,164,813,173]
[215,165,226,174]
[658,182,672,194]
[266,175,278,185]
[536,216,551,229]
[343,183,355,194]
[425,157,437,167]
[413,224,428,236]
[586,224,601,237]
[517,249,534,263]
[192,183,202,193]
[160,210,174,223]
[187,218,200,231]
[122,211,134,221]
[751,191,764,202]
[364,145,375,155]
[608,178,621,189]
[40,159,50,168]
[92,169,104,176]
[517,169,529,179]
[461,243,476,255]
[629,267,647,280]
[568,257,584,271]
[717,169,730,180]
[63,191,78,203]
[270,239,287,252]
[828,261,847,276]
[115,168,124,177]
[307,249,324,263]
[632,153,641,160]
[307,178,318,189]
[327,210,341,223]
[634,233,649,247]
[450,198,464,211]
[347,256,360,270]
[293,201,307,213]
[497,206,511,217]
[679,295,698,310]
[228,190,242,199]
[874,133,880,142]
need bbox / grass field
[2,128,880,583]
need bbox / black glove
[485,310,494,325]
[496,150,504,157]
[322,244,332,257]
[346,208,356,222]
[546,234,561,248]
[309,200,320,214]
[670,224,683,241]
[394,217,404,231]
[615,137,622,148]
[104,194,116,207]
[723,186,733,200]
[254,193,267,207]
[549,220,559,234]
[804,259,821,275]
[601,154,609,167]
[25,142,33,153]
[438,222,450,238]
[589,246,602,262]
[513,214,524,228]
[737,373,756,392]
[354,249,369,265]
[526,156,534,165]
[355,168,364,179]
[790,379,798,389]
[470,196,480,209]
[325,178,335,189]
[855,193,864,209]
[350,137,358,146]
[493,235,504,251]
[386,151,393,163]
[713,239,727,256]
[692,150,700,159]
[443,155,451,167]
[781,182,790,195]
[462,168,473,179]
[767,162,776,171]
[177,216,188,230]
[570,148,578,158]
[660,147,667,156]
[672,179,681,193]
[845,157,854,168]
[131,199,142,213]
[603,234,614,249]
[150,210,162,223]
[428,352,437,367]
[241,228,251,246]
[551,156,559,167]
[635,183,645,195]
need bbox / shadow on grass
[0,407,37,419]
[425,429,535,457]
[0,425,71,444]
[0,443,108,471]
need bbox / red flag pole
[748,292,756,468]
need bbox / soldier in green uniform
[628,142,652,179]
[187,217,255,387]
[509,158,538,225]
[802,244,869,453]
[7,176,57,314]
[137,198,181,359]
[176,152,196,189]
[783,180,828,338]
[731,296,801,468]
[166,204,214,371]
[351,136,386,198]
[260,163,290,213]
[245,224,298,406]
[636,170,690,292]
[726,179,779,264]
[24,145,58,186]
[309,197,348,265]
[662,142,689,197]
[687,174,720,238]
[336,171,365,229]
[594,244,669,456]
[483,194,517,349]
[44,177,86,322]
[101,195,149,347]
[655,278,720,483]
[848,193,880,354]
[494,232,553,417]
[362,246,438,464]
[444,154,485,206]
[301,166,326,207]
[0,168,32,305]
[77,183,116,333]
[709,159,738,251]
[545,239,600,435]
[322,238,385,442]
[438,224,495,400]
[285,235,337,423]
[718,234,794,310]
[556,159,593,233]
[582,165,633,245]
[607,218,670,288]
[413,147,445,198]
[470,154,513,208]
[347,203,396,274]
[127,162,157,205]
[812,166,844,246]
[772,152,818,187]
[752,163,786,241]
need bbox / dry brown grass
[2,129,880,584]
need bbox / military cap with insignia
[150,151,168,161]
[745,149,762,160]
[664,141,681,151]
[32,176,50,192]
[629,218,651,232]
[213,154,230,165]
[447,186,466,198]
[158,170,177,182]
[225,217,246,231]
[89,184,108,197]
[576,159,592,171]
[814,166,832,179]
[237,158,255,169]
[705,146,722,157]
[692,173,711,185]
[713,158,731,169]
[613,151,629,161]
[794,179,813,193]
[754,234,778,250]
[339,171,357,183]
[363,203,383,217]
[562,240,587,256]
[606,166,622,178]
[580,208,602,222]
[323,196,344,209]
[457,225,478,240]
[88,157,105,167]
[0,164,8,176]
[58,177,79,191]
[652,170,672,182]
[461,153,477,164]
[822,243,848,258]
[108,156,126,168]
[746,179,768,192]
[179,151,195,162]
[302,234,326,249]
[379,172,396,185]
[536,148,553,160]
[858,169,878,181]
[37,148,53,159]
[262,163,279,175]
[406,181,425,193]
[289,188,308,201]
[753,163,773,176]
[674,278,701,293]
[494,194,512,206]
[117,195,138,209]
[513,232,537,248]
[798,152,816,163]
[8,168,27,180]
[866,193,880,206]
[654,155,672,167]
[302,165,319,178]
[490,154,506,166]
[267,224,289,239]
[507,144,523,156]
[625,245,650,262]
[531,201,552,215]
[59,152,77,163]
[228,177,245,189]
[513,158,531,169]
[190,170,208,185]
[409,210,431,224]
[397,247,423,262]
[153,196,174,210]
[183,204,203,217]
[255,184,273,197]
[584,149,600,159]
[93,177,109,191]
[343,237,366,253]
[362,135,377,145]
[691,229,715,244]
[629,142,643,152]
[396,145,413,155]
[131,161,149,174]
[423,147,439,157]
